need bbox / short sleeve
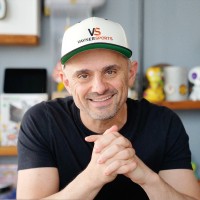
[17,102,56,170]
[160,111,192,170]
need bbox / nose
[91,75,108,94]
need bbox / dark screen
[3,68,47,93]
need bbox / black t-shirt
[17,97,192,200]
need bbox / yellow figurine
[143,65,165,103]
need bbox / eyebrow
[73,69,91,77]
[102,64,120,72]
[74,64,120,75]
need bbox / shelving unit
[0,146,17,156]
[0,35,39,45]
[157,100,200,110]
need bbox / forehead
[65,49,128,70]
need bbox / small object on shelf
[0,164,17,199]
[3,68,47,94]
[163,66,188,101]
[0,94,48,147]
[143,65,165,103]
[0,0,7,19]
[44,0,106,16]
[191,161,199,180]
[188,66,200,101]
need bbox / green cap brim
[61,43,132,65]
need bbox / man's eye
[106,70,116,76]
[78,74,89,79]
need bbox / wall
[143,0,200,177]
[0,0,199,177]
[143,0,200,68]
[0,16,53,93]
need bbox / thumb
[103,125,118,135]
[85,125,118,142]
[85,134,100,143]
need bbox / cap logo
[88,28,101,36]
[77,27,113,44]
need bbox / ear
[59,69,72,95]
[128,61,138,88]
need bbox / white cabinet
[0,0,40,45]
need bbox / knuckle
[114,159,124,167]
[122,149,129,158]
[120,136,127,144]
[129,148,135,156]
[123,148,134,158]
[120,136,132,147]
[113,143,122,151]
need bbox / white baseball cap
[61,17,132,65]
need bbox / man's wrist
[82,168,104,191]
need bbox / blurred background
[0,0,200,197]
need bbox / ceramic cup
[163,66,188,101]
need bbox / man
[17,17,200,199]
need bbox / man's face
[61,49,137,122]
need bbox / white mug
[163,66,188,101]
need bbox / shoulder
[127,98,186,137]
[22,96,76,123]
[127,98,177,121]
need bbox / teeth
[93,96,112,102]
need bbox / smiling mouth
[89,94,114,102]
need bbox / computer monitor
[3,68,47,93]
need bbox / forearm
[141,173,198,200]
[43,169,102,200]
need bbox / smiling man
[17,17,200,200]
[62,49,136,132]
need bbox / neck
[80,104,127,134]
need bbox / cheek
[113,76,129,92]
[122,73,130,86]
[69,81,89,97]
